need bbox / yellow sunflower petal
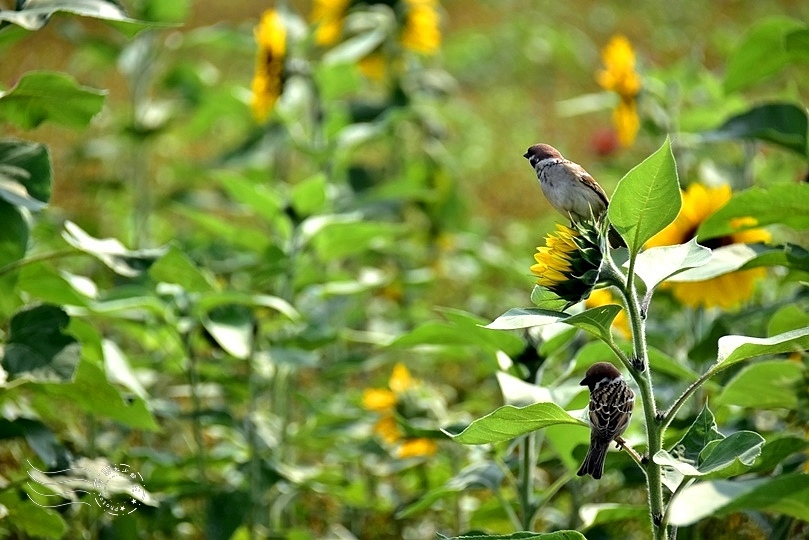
[362,388,396,412]
[389,363,415,394]
[401,0,441,54]
[311,0,350,46]
[374,415,401,444]
[251,10,287,122]
[397,438,438,458]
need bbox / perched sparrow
[524,143,624,246]
[577,362,634,479]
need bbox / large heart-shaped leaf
[0,72,105,130]
[609,138,682,255]
[446,402,586,445]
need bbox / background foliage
[0,0,808,539]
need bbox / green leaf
[666,244,757,282]
[392,314,523,357]
[716,360,802,409]
[2,304,80,382]
[397,462,505,519]
[715,327,809,372]
[668,474,809,526]
[0,200,28,309]
[149,244,217,293]
[62,221,167,277]
[291,173,328,217]
[738,242,809,273]
[670,403,723,465]
[768,304,809,336]
[438,532,586,540]
[307,218,403,261]
[0,71,106,129]
[446,402,585,445]
[173,204,271,251]
[609,137,682,255]
[0,139,52,204]
[786,28,809,58]
[0,491,67,539]
[633,239,712,291]
[0,418,71,469]
[0,0,161,36]
[219,171,284,224]
[485,305,620,342]
[206,490,250,540]
[17,263,90,307]
[655,431,764,480]
[723,18,807,94]
[530,284,567,310]
[701,102,808,156]
[102,339,148,400]
[698,184,809,240]
[484,307,568,331]
[35,359,159,431]
[565,304,622,342]
[697,431,765,479]
[195,291,299,322]
[579,504,648,530]
[202,304,254,360]
[750,436,809,474]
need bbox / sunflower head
[646,182,771,309]
[362,363,440,459]
[251,10,287,122]
[401,0,442,54]
[530,222,603,305]
[597,34,641,147]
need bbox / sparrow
[577,361,634,479]
[524,143,624,247]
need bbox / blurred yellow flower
[362,363,436,458]
[597,34,641,147]
[585,288,630,339]
[647,183,771,309]
[251,10,286,122]
[362,388,397,411]
[358,52,388,80]
[311,0,349,46]
[373,415,401,444]
[401,0,441,54]
[398,438,438,458]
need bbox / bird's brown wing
[565,161,610,207]
[589,383,634,441]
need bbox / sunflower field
[1,1,808,539]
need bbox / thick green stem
[606,253,667,539]
[518,433,536,530]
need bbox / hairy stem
[518,433,537,530]
[608,252,667,539]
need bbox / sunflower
[530,222,603,304]
[596,34,641,147]
[362,363,438,458]
[251,10,287,122]
[311,0,350,46]
[585,288,630,339]
[646,183,771,309]
[401,0,441,55]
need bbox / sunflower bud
[530,222,604,305]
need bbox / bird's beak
[523,151,530,159]
[579,377,587,386]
